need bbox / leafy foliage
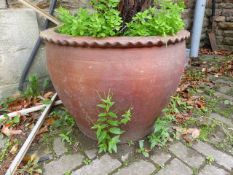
[136,140,149,157]
[147,95,192,148]
[206,155,215,165]
[148,114,174,148]
[92,94,132,153]
[24,75,40,97]
[17,159,42,175]
[57,0,184,37]
[51,109,76,145]
[57,0,122,37]
[126,1,184,36]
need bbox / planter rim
[40,27,190,48]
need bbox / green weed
[148,115,173,148]
[17,159,42,175]
[24,74,40,97]
[0,114,20,127]
[136,140,149,158]
[83,158,92,165]
[92,93,132,153]
[205,155,215,165]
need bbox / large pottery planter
[41,28,189,142]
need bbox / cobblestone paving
[32,57,233,175]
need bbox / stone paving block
[209,130,225,144]
[73,154,121,175]
[84,149,97,159]
[117,144,134,162]
[218,86,231,94]
[192,141,233,171]
[113,160,155,175]
[150,151,171,166]
[215,79,233,86]
[29,144,53,162]
[156,158,192,175]
[199,165,230,175]
[169,142,204,168]
[53,137,66,156]
[210,113,233,128]
[44,153,84,175]
[214,92,233,102]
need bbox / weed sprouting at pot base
[92,93,132,153]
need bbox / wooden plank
[0,100,62,120]
[208,31,218,51]
[18,0,60,25]
[5,93,58,175]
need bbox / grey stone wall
[211,1,233,51]
[0,8,48,98]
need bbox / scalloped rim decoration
[40,28,190,48]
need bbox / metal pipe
[18,0,57,91]
[190,0,207,58]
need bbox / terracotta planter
[41,28,189,142]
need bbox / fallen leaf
[37,126,49,135]
[23,154,39,164]
[1,125,23,137]
[44,92,54,99]
[187,128,200,139]
[10,144,19,154]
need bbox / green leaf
[139,140,144,148]
[98,113,107,117]
[13,115,20,124]
[142,151,149,158]
[108,112,117,118]
[109,127,124,135]
[107,120,119,126]
[97,104,107,109]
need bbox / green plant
[127,140,134,146]
[92,93,132,153]
[59,131,73,145]
[64,171,72,175]
[192,168,199,175]
[57,0,184,37]
[199,123,216,141]
[41,108,76,150]
[0,97,15,113]
[186,69,205,81]
[148,115,173,148]
[24,74,40,97]
[17,159,42,175]
[125,1,184,36]
[205,155,215,165]
[0,114,20,127]
[83,158,92,165]
[136,140,149,157]
[57,0,122,38]
[169,95,193,114]
[0,139,12,164]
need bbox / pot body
[42,30,188,142]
